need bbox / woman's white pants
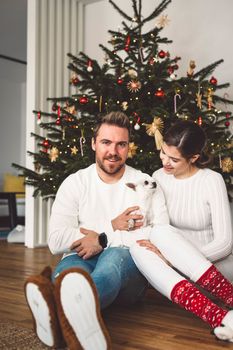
[130,224,212,299]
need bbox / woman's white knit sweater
[153,168,233,262]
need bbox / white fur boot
[214,310,233,342]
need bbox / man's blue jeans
[53,247,148,309]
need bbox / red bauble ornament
[56,118,61,125]
[43,139,49,147]
[226,113,231,118]
[72,77,79,85]
[167,67,174,75]
[225,121,230,127]
[79,96,88,105]
[158,50,166,59]
[154,88,165,97]
[210,76,217,85]
[117,78,124,85]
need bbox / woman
[130,120,233,342]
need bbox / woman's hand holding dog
[137,239,172,266]
[111,206,144,231]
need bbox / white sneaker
[54,267,111,350]
[214,310,233,342]
[24,266,66,348]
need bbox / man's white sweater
[48,164,168,256]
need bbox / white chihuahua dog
[109,174,169,248]
[125,176,157,228]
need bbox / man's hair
[93,111,131,140]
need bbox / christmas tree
[13,0,233,199]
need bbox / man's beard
[96,156,125,175]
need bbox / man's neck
[96,164,126,184]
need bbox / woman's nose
[161,154,170,165]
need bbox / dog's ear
[126,183,136,191]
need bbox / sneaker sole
[25,273,65,348]
[25,281,55,347]
[55,268,111,350]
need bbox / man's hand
[137,239,172,266]
[70,228,103,260]
[111,206,143,231]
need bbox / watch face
[99,233,107,248]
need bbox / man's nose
[109,143,118,154]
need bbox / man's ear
[91,137,96,151]
[190,154,200,164]
[126,183,136,191]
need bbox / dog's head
[126,176,157,200]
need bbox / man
[25,111,149,350]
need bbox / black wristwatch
[98,232,108,249]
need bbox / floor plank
[0,241,231,349]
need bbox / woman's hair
[93,111,131,141]
[163,120,212,168]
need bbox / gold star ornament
[128,142,138,158]
[156,15,170,29]
[71,146,78,155]
[221,157,233,173]
[49,147,59,162]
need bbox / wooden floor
[0,241,231,350]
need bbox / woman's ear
[190,154,200,164]
[91,138,96,151]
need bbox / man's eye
[118,142,128,148]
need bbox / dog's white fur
[125,175,157,227]
[109,174,169,248]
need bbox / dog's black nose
[152,181,157,188]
